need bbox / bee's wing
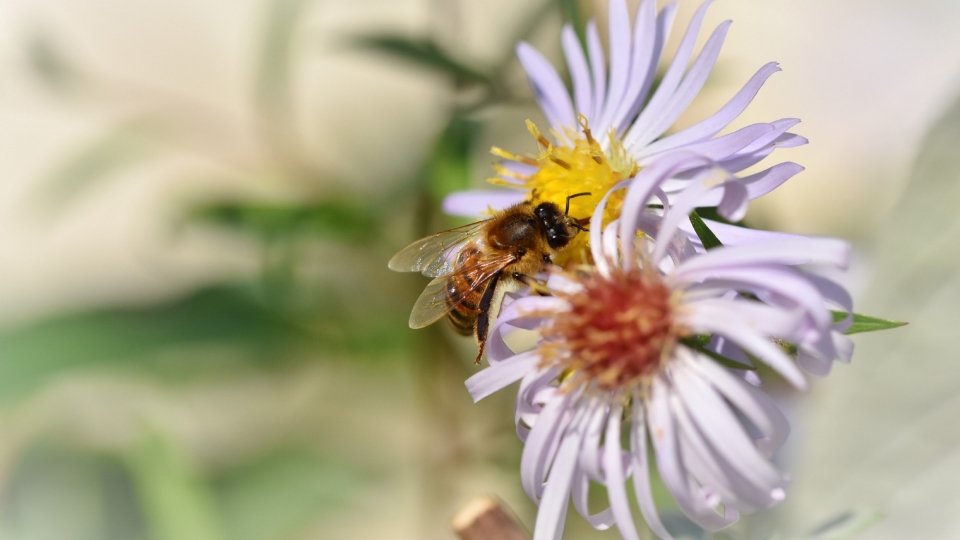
[407,252,517,329]
[388,220,489,277]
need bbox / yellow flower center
[488,116,639,267]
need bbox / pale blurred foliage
[0,0,953,539]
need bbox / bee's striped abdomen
[445,246,484,336]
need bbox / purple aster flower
[445,0,805,256]
[464,162,854,539]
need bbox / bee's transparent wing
[407,253,517,329]
[388,220,489,277]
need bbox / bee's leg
[512,273,551,296]
[474,271,503,365]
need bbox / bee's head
[534,202,582,250]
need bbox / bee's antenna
[564,192,591,215]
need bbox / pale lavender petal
[571,399,616,529]
[578,396,610,480]
[620,152,712,267]
[623,0,715,150]
[586,21,607,124]
[736,118,800,155]
[630,392,674,539]
[534,415,586,540]
[678,216,807,248]
[562,25,593,117]
[832,332,855,363]
[717,179,748,222]
[670,390,753,511]
[570,467,615,529]
[650,376,734,530]
[805,273,853,332]
[516,367,561,441]
[545,271,583,295]
[672,364,785,492]
[442,190,525,218]
[671,162,803,207]
[518,43,576,132]
[673,238,852,276]
[603,402,643,540]
[744,162,806,200]
[638,62,781,156]
[609,0,658,134]
[642,123,776,165]
[627,20,732,152]
[687,353,790,457]
[683,302,807,389]
[522,390,576,501]
[487,296,564,362]
[590,179,632,275]
[594,0,632,136]
[466,350,541,402]
[675,266,831,329]
[615,2,679,134]
[797,350,832,376]
[653,168,729,264]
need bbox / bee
[389,193,589,364]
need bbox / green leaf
[214,449,367,540]
[689,209,723,250]
[832,311,908,335]
[188,198,378,241]
[425,115,482,203]
[128,432,224,540]
[351,35,491,85]
[681,339,756,370]
[0,286,311,403]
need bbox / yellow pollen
[487,118,640,267]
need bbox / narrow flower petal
[561,24,593,118]
[466,350,542,402]
[638,62,782,156]
[630,392,674,539]
[517,42,576,132]
[603,402,644,540]
[442,190,526,218]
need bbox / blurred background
[0,0,956,538]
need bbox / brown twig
[452,497,530,540]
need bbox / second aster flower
[465,175,854,539]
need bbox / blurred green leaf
[426,115,482,203]
[128,432,224,540]
[689,209,723,250]
[0,286,312,403]
[351,35,491,85]
[831,312,908,335]
[214,449,367,540]
[189,198,378,241]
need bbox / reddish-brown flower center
[540,268,677,390]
